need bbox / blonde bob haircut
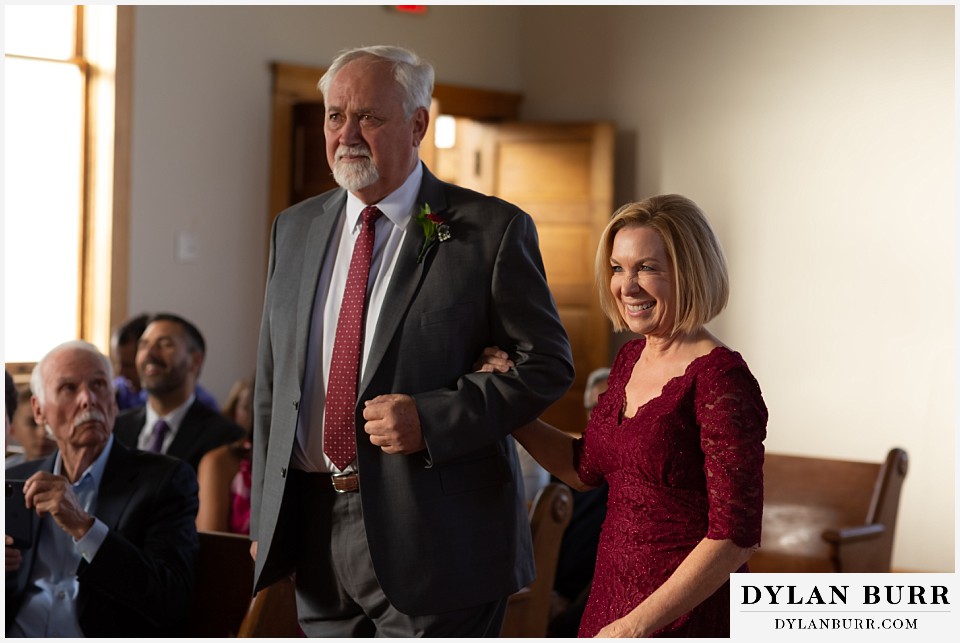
[595,194,729,336]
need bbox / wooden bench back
[238,573,300,637]
[752,448,908,573]
[186,530,255,637]
[501,482,574,637]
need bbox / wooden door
[457,121,615,436]
[290,103,338,205]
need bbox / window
[3,5,131,374]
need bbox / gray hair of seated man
[31,340,114,405]
[583,367,611,409]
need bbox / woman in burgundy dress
[511,195,767,637]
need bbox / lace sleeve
[573,436,604,487]
[695,359,768,547]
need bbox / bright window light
[4,57,85,362]
[3,5,76,61]
[435,114,457,149]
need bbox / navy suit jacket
[114,398,244,470]
[5,440,199,637]
[251,165,574,615]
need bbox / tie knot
[361,206,382,226]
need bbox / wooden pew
[501,482,574,637]
[751,448,908,573]
[185,530,255,637]
[238,574,300,637]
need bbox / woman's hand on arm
[473,345,591,491]
[595,537,756,638]
[472,346,515,373]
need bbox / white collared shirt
[136,393,197,453]
[292,163,422,473]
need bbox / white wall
[520,5,955,572]
[130,5,954,571]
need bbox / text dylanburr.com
[731,573,957,640]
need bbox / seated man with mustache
[114,313,243,470]
[5,340,199,637]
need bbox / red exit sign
[394,6,428,15]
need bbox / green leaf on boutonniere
[415,202,451,264]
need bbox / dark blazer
[251,165,574,615]
[114,398,244,470]
[5,439,199,637]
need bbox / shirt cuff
[74,518,109,562]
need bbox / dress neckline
[618,341,730,423]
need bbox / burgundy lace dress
[575,339,767,637]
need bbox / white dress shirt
[136,393,197,453]
[292,163,421,473]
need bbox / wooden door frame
[466,120,615,434]
[268,61,523,230]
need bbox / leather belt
[330,472,359,493]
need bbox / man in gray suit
[251,45,574,637]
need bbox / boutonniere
[415,202,451,264]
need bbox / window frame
[4,5,133,383]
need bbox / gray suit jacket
[251,165,574,615]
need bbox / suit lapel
[117,407,146,446]
[165,400,200,459]
[94,440,140,530]
[296,191,347,380]
[359,167,448,395]
[14,455,55,597]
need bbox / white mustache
[74,410,107,428]
[335,144,372,162]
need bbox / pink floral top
[229,456,252,535]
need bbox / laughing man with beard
[5,340,199,637]
[113,313,243,470]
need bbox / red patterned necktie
[324,205,382,470]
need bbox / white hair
[31,340,114,405]
[318,45,435,118]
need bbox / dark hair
[146,313,206,354]
[110,313,150,351]
[113,313,150,347]
[5,370,17,423]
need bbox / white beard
[332,145,379,192]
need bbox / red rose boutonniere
[415,203,451,264]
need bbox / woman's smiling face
[609,225,675,338]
